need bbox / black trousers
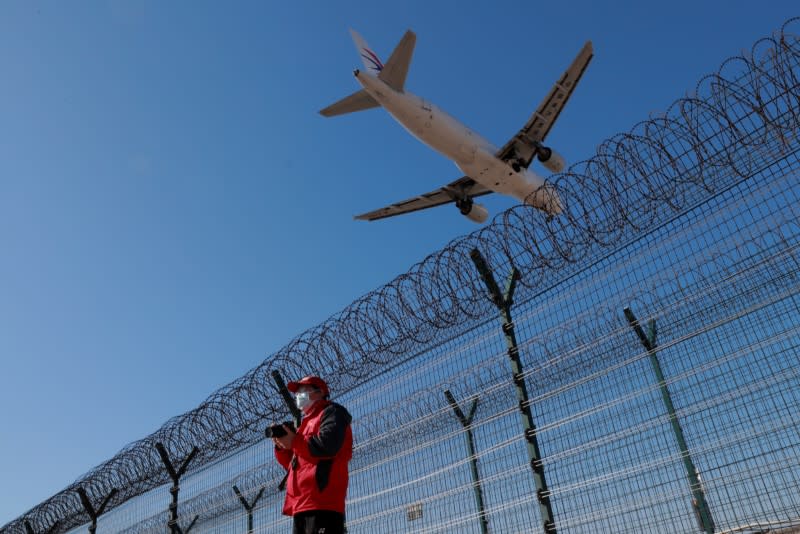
[292,510,345,534]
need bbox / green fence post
[232,485,265,534]
[470,248,557,534]
[76,487,117,534]
[156,443,199,534]
[444,390,489,534]
[623,307,715,533]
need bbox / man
[273,376,353,534]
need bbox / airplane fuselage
[354,70,548,204]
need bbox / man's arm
[274,442,293,470]
[292,404,352,461]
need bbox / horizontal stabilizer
[379,30,416,91]
[320,89,379,117]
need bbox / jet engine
[456,198,489,224]
[537,146,566,174]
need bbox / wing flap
[355,176,492,221]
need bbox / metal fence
[5,16,800,534]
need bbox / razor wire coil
[5,16,800,534]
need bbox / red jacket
[275,400,353,516]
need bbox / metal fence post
[470,248,557,534]
[232,485,265,534]
[623,307,715,533]
[156,443,199,534]
[76,487,117,534]
[444,390,489,534]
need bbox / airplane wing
[354,176,492,221]
[496,40,593,168]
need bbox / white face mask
[295,391,315,411]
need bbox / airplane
[321,29,593,223]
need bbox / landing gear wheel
[512,162,521,173]
[456,197,473,215]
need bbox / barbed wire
[93,216,800,533]
[4,16,800,534]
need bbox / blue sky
[0,0,796,526]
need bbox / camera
[265,422,295,438]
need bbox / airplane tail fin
[350,28,415,91]
[319,29,382,117]
[350,29,385,75]
[321,29,416,117]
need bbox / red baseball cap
[287,376,329,397]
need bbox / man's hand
[273,424,296,449]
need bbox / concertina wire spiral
[5,16,800,534]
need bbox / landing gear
[455,197,474,215]
[456,197,489,223]
[506,147,524,172]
